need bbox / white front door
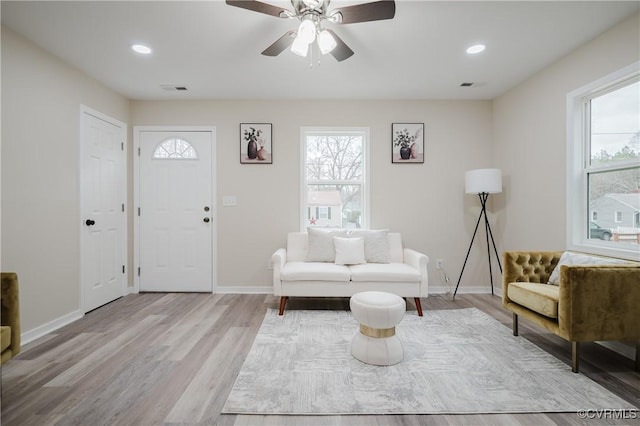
[138,130,214,292]
[81,108,127,312]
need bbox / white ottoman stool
[350,291,406,366]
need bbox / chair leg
[278,296,288,316]
[414,298,423,317]
[512,313,518,336]
[571,341,579,373]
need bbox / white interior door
[81,108,126,312]
[139,130,213,292]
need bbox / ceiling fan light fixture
[291,36,309,57]
[297,18,316,44]
[317,29,337,54]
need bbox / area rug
[222,308,634,415]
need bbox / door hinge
[122,265,125,274]
[138,267,141,277]
[121,142,124,151]
[122,203,125,212]
[138,147,141,156]
[138,207,141,216]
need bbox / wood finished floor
[1,293,638,426]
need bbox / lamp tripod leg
[455,192,502,299]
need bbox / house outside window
[615,211,623,223]
[567,63,640,259]
[301,127,370,230]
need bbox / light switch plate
[222,195,237,206]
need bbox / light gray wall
[4,12,638,336]
[130,100,494,291]
[1,27,130,332]
[493,12,640,253]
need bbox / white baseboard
[428,285,499,296]
[21,309,84,346]
[212,286,499,296]
[215,285,272,294]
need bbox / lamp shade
[465,168,502,194]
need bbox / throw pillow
[333,237,366,265]
[348,229,390,263]
[547,251,630,285]
[306,228,346,262]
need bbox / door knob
[203,217,210,223]
[85,219,96,226]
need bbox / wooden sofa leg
[278,297,288,316]
[572,341,579,373]
[414,298,423,317]
[512,313,518,336]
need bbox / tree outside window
[301,128,369,230]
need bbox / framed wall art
[392,123,424,163]
[240,123,272,164]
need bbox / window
[301,127,369,230]
[153,137,198,159]
[615,211,623,223]
[567,62,640,260]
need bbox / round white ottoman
[350,291,406,366]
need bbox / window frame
[299,126,370,231]
[566,61,640,261]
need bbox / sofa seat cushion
[349,263,421,282]
[508,282,560,319]
[0,326,11,353]
[280,262,351,282]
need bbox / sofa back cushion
[286,232,403,263]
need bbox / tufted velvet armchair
[502,251,640,373]
[1,272,21,364]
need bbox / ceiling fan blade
[325,29,354,62]
[331,0,396,24]
[262,30,296,56]
[225,0,288,18]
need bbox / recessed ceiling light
[131,44,152,55]
[466,44,486,54]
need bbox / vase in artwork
[399,146,411,160]
[410,142,418,159]
[257,147,268,161]
[247,139,258,159]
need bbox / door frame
[133,126,217,293]
[79,105,128,311]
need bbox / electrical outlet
[436,259,444,270]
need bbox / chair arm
[1,272,21,356]
[558,264,640,341]
[502,251,562,306]
[403,248,429,297]
[271,248,287,296]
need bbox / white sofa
[271,230,429,316]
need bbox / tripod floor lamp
[453,168,503,299]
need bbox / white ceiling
[2,1,638,101]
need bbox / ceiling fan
[225,0,396,62]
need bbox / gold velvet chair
[1,272,21,364]
[502,251,640,373]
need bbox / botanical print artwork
[392,123,424,163]
[240,123,272,164]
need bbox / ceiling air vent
[160,85,188,91]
